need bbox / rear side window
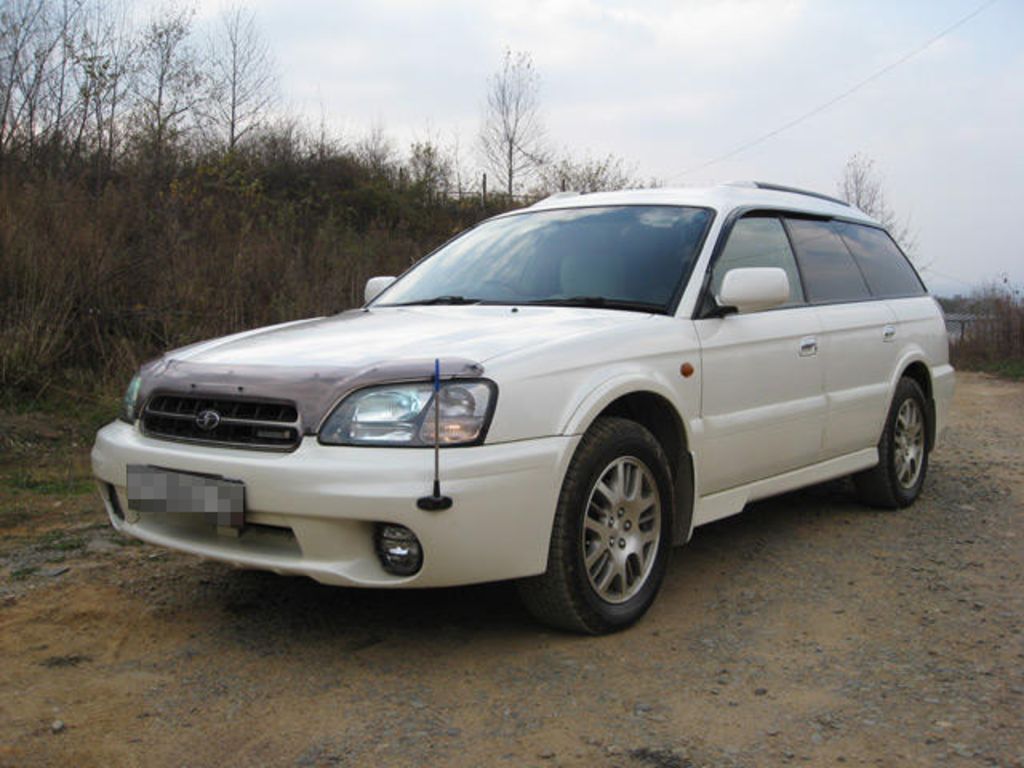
[711,216,804,306]
[834,222,925,298]
[785,218,870,304]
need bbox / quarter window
[834,222,925,298]
[711,216,805,306]
[785,218,871,303]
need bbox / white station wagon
[92,182,954,633]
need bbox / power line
[666,0,999,182]
[921,265,1017,290]
[921,267,975,287]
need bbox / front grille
[142,394,301,451]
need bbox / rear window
[834,222,925,298]
[785,218,871,304]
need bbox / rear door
[694,214,826,494]
[784,218,900,459]
[833,220,934,439]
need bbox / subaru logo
[195,409,221,431]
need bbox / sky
[193,0,1023,296]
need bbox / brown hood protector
[135,357,486,435]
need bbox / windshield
[374,205,713,313]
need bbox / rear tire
[855,376,930,509]
[518,417,674,634]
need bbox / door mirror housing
[716,267,791,315]
[364,276,396,305]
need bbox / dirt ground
[0,372,1021,768]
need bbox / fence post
[481,173,487,208]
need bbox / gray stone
[950,744,973,758]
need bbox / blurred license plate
[126,465,245,527]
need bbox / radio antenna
[417,358,453,511]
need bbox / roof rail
[532,191,581,206]
[750,181,850,207]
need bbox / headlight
[120,373,142,423]
[319,380,497,447]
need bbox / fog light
[375,524,423,576]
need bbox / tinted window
[835,222,925,298]
[785,218,870,303]
[376,206,712,312]
[711,216,804,306]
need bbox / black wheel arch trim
[582,390,695,547]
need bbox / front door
[694,215,827,495]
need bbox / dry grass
[0,153,506,402]
[948,285,1024,380]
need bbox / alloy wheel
[893,398,925,489]
[581,456,662,604]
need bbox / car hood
[172,305,647,367]
[135,306,654,432]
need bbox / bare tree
[479,48,546,196]
[0,0,62,159]
[131,6,204,174]
[35,0,84,163]
[447,128,469,199]
[408,136,452,203]
[839,152,915,253]
[536,150,639,194]
[0,0,134,176]
[356,120,395,179]
[81,0,136,181]
[207,5,275,151]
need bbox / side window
[834,222,926,298]
[785,218,870,303]
[710,216,805,306]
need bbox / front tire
[518,417,674,634]
[855,376,930,509]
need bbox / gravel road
[1,372,1022,767]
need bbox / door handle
[799,336,818,357]
[883,324,896,342]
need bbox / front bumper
[92,421,577,587]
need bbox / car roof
[519,182,879,225]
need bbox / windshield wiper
[389,295,483,306]
[522,296,665,314]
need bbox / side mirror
[364,276,396,305]
[716,267,790,314]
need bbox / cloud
[174,0,1023,290]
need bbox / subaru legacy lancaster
[92,182,954,633]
